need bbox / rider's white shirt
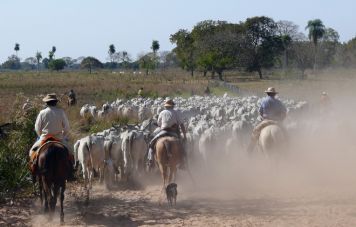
[35,106,70,140]
[158,109,182,129]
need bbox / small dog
[166,183,178,206]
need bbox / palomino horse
[155,136,183,203]
[258,124,287,159]
[37,142,69,224]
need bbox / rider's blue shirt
[259,96,287,121]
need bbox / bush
[48,59,67,71]
[0,96,38,201]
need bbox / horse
[258,124,287,160]
[155,136,184,204]
[37,142,69,224]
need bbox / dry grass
[0,70,210,123]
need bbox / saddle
[252,120,279,140]
[29,136,65,175]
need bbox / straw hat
[42,93,58,102]
[265,87,278,94]
[164,99,175,107]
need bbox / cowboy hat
[42,93,59,102]
[264,87,278,94]
[164,99,175,107]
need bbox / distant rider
[320,91,331,114]
[138,87,143,97]
[247,87,287,152]
[29,93,75,180]
[68,89,77,106]
[147,99,187,168]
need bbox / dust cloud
[181,79,356,204]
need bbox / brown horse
[37,142,69,224]
[155,136,184,203]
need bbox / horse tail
[163,139,171,160]
[43,144,67,179]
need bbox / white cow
[74,135,106,189]
[120,130,148,180]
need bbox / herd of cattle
[75,95,308,188]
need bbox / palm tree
[49,46,56,61]
[305,19,326,72]
[151,40,160,55]
[108,44,116,63]
[151,40,160,69]
[35,52,42,72]
[14,43,20,57]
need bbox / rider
[68,89,76,105]
[247,87,287,152]
[147,98,187,168]
[137,87,143,97]
[29,93,75,180]
[320,91,331,114]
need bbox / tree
[151,40,160,68]
[138,53,155,75]
[62,57,74,68]
[119,51,131,69]
[170,29,197,76]
[276,20,303,69]
[48,59,66,71]
[340,37,356,67]
[290,41,314,78]
[242,16,284,78]
[305,19,326,71]
[160,51,178,69]
[80,57,103,73]
[318,27,340,67]
[14,43,20,57]
[35,52,42,72]
[192,21,244,80]
[2,55,21,70]
[42,58,50,69]
[108,44,116,68]
[49,46,56,60]
[23,57,37,70]
[151,40,160,55]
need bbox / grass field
[1,68,356,135]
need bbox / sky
[1,0,355,62]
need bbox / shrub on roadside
[0,95,38,201]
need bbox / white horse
[258,124,287,159]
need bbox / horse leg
[168,165,177,184]
[42,178,50,213]
[50,185,59,220]
[158,163,167,205]
[60,183,65,224]
[38,177,43,206]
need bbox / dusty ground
[2,170,356,227]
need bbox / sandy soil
[2,175,356,227]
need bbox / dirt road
[2,178,356,227]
